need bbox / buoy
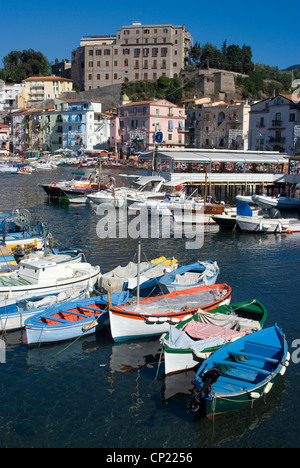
[146,317,157,323]
[82,320,98,332]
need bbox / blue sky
[0,0,298,70]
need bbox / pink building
[0,124,10,155]
[110,99,185,157]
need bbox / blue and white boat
[0,285,90,332]
[159,260,219,293]
[188,324,290,418]
[25,291,131,346]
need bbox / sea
[0,164,299,449]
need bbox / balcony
[272,120,282,127]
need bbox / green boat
[162,300,267,376]
[188,324,289,418]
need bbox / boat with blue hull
[188,324,290,418]
[159,260,219,293]
[0,285,90,332]
[25,291,131,346]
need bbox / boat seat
[78,306,102,312]
[214,359,270,375]
[230,351,279,364]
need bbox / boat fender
[170,317,180,323]
[263,382,273,395]
[157,316,168,323]
[279,366,286,376]
[51,182,57,187]
[82,319,98,332]
[146,317,158,323]
[183,314,193,321]
[250,392,261,399]
[286,352,291,362]
[159,333,167,343]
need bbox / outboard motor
[14,245,26,263]
[187,367,221,412]
[269,208,281,219]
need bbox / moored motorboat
[162,299,267,376]
[109,283,232,342]
[0,257,100,300]
[187,324,289,418]
[25,291,131,346]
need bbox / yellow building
[17,76,73,108]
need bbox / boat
[87,188,129,208]
[109,283,232,342]
[38,169,105,201]
[187,324,289,418]
[252,184,300,211]
[236,214,300,233]
[159,260,219,293]
[0,163,18,174]
[0,257,100,300]
[0,285,90,332]
[212,202,259,230]
[100,256,178,295]
[162,299,267,376]
[25,291,131,347]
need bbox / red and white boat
[109,284,232,342]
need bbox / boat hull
[109,284,232,342]
[237,216,300,233]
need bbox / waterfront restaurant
[139,148,288,198]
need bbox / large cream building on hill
[71,22,192,91]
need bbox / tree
[189,42,202,65]
[1,49,50,83]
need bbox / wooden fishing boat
[25,291,131,347]
[159,260,219,293]
[109,283,232,342]
[0,257,100,300]
[162,299,267,376]
[0,285,90,332]
[188,324,289,418]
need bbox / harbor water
[0,166,300,448]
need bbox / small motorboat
[187,324,289,418]
[25,291,131,346]
[162,299,267,376]
[109,283,232,342]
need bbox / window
[114,50,118,55]
[131,120,138,129]
[178,121,184,130]
[143,48,149,57]
[114,73,118,80]
[144,29,150,34]
[96,49,102,55]
[104,49,111,56]
[123,49,130,55]
[97,61,101,67]
[144,73,148,79]
[106,61,109,67]
[156,109,159,117]
[152,48,158,57]
[163,29,168,33]
[135,60,139,68]
[290,113,296,122]
[97,74,100,80]
[135,73,139,79]
[120,121,124,130]
[153,73,157,79]
[124,59,129,67]
[105,74,109,80]
[89,50,93,56]
[134,48,140,57]
[114,61,118,66]
[168,108,173,116]
[88,74,92,80]
[88,61,93,67]
[168,120,174,130]
[161,48,167,57]
[168,134,172,141]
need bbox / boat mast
[136,241,141,307]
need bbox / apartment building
[185,98,250,150]
[110,98,186,156]
[249,94,300,155]
[72,22,192,91]
[0,83,25,111]
[11,98,110,154]
[0,124,10,155]
[16,76,73,108]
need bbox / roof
[119,99,180,109]
[25,76,73,83]
[140,149,287,164]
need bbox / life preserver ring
[51,182,57,187]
